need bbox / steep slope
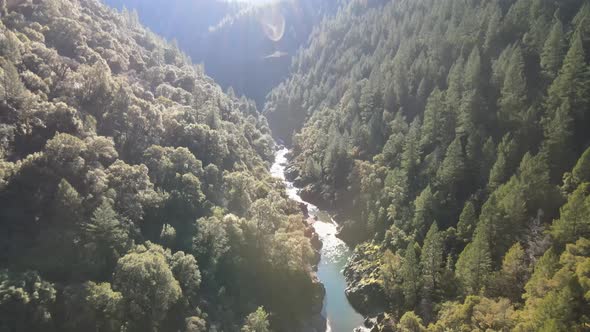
[103,0,342,108]
[265,0,590,329]
[198,0,341,108]
[0,0,320,331]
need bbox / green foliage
[488,243,530,303]
[241,306,271,332]
[541,19,566,80]
[400,242,422,310]
[81,199,130,278]
[266,0,590,328]
[3,0,590,330]
[0,0,313,330]
[398,311,426,332]
[456,201,477,242]
[63,281,124,332]
[488,134,520,190]
[421,223,444,298]
[571,146,590,185]
[517,239,590,331]
[456,223,492,295]
[428,296,516,332]
[0,269,56,332]
[412,186,436,240]
[498,46,527,129]
[380,249,404,311]
[550,183,590,247]
[113,244,182,330]
[0,57,25,102]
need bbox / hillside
[265,0,590,329]
[104,0,342,108]
[0,0,321,331]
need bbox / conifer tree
[82,200,130,276]
[457,201,477,242]
[456,222,492,295]
[572,146,590,184]
[542,100,575,181]
[401,242,422,309]
[488,134,519,190]
[550,183,590,247]
[546,32,590,118]
[541,19,566,80]
[412,186,435,240]
[0,59,24,102]
[242,307,270,332]
[498,46,527,129]
[437,136,466,197]
[421,222,444,297]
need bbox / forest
[0,0,320,331]
[265,0,590,330]
[2,0,590,331]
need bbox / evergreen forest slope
[265,0,590,330]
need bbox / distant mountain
[102,0,342,107]
[102,0,244,46]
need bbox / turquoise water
[271,148,365,332]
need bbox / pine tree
[420,89,453,150]
[445,56,465,114]
[0,59,25,102]
[421,222,444,297]
[437,136,466,196]
[572,2,590,40]
[550,183,590,247]
[456,222,492,295]
[82,200,130,275]
[464,47,482,93]
[492,242,529,302]
[483,2,502,53]
[488,134,519,190]
[572,146,590,184]
[542,100,575,181]
[401,242,422,309]
[412,186,435,240]
[498,46,527,129]
[457,201,477,242]
[401,118,422,191]
[546,32,590,118]
[540,19,566,80]
[52,179,84,225]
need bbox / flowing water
[271,148,365,332]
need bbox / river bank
[271,148,366,332]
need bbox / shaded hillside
[104,0,342,107]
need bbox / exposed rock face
[299,185,326,208]
[356,313,396,332]
[299,202,309,218]
[298,277,327,332]
[337,219,367,246]
[284,163,300,181]
[345,281,387,316]
[344,243,388,316]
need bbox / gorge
[271,148,366,332]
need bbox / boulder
[298,202,309,218]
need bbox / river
[271,148,365,332]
